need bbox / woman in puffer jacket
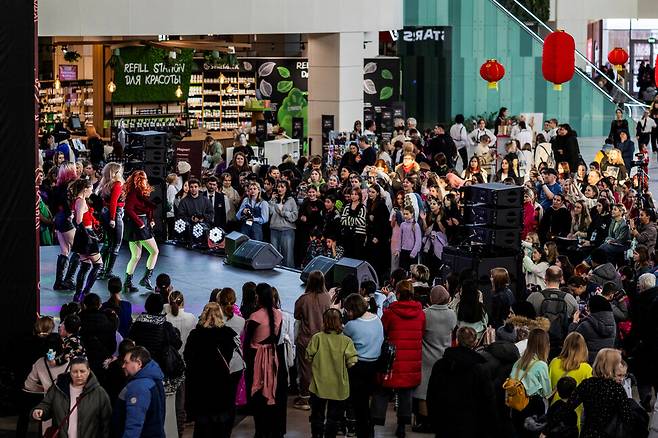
[568,295,616,363]
[371,280,425,438]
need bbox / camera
[632,152,647,167]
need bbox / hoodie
[113,360,166,438]
[589,263,622,289]
[570,311,616,363]
[381,300,425,388]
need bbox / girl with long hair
[226,152,250,191]
[122,170,159,293]
[569,200,592,240]
[51,163,80,290]
[366,184,392,284]
[340,188,367,259]
[268,180,298,267]
[244,283,286,437]
[456,279,488,340]
[97,162,125,279]
[69,179,103,302]
[236,181,269,241]
[509,329,551,438]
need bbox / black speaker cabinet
[224,231,249,259]
[465,183,523,208]
[144,148,166,163]
[228,240,283,270]
[144,163,167,180]
[147,178,166,241]
[332,258,378,288]
[300,256,337,286]
[464,205,523,228]
[465,225,521,250]
[130,131,167,149]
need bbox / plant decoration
[363,61,395,101]
[465,111,499,132]
[203,51,238,68]
[106,48,124,70]
[63,50,81,63]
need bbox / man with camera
[177,178,214,245]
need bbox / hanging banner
[363,57,401,134]
[112,47,194,103]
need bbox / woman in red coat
[371,280,425,438]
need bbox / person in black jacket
[128,293,182,384]
[365,184,392,285]
[538,194,572,243]
[103,338,135,406]
[551,124,581,172]
[80,293,117,382]
[426,326,498,438]
[608,108,629,146]
[479,341,520,438]
[184,303,240,438]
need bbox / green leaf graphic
[277,81,293,93]
[277,66,291,78]
[381,69,393,80]
[380,86,393,100]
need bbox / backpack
[539,289,570,347]
[503,360,538,411]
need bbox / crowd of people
[27,101,658,437]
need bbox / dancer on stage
[51,163,79,290]
[123,170,159,293]
[97,162,125,279]
[69,179,103,301]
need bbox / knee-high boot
[63,253,80,290]
[74,262,91,302]
[99,253,117,280]
[54,255,69,290]
[81,263,102,298]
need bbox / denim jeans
[270,228,295,267]
[241,222,264,241]
[101,207,124,255]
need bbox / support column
[308,32,364,156]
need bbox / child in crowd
[540,376,578,438]
[49,314,85,367]
[359,280,386,318]
[306,308,358,438]
[155,273,173,302]
[394,206,422,271]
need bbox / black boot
[62,253,80,290]
[123,274,138,293]
[74,262,91,302]
[82,263,102,296]
[97,245,109,278]
[99,253,117,280]
[395,424,406,438]
[53,255,69,290]
[139,268,154,290]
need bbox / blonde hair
[525,232,540,246]
[198,302,225,328]
[592,348,622,379]
[558,332,589,371]
[99,162,125,197]
[518,329,549,370]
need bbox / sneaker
[346,427,356,437]
[293,398,310,411]
[336,425,346,436]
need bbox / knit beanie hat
[430,285,450,305]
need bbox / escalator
[490,0,648,123]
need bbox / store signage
[58,65,78,81]
[389,27,447,43]
[112,47,193,104]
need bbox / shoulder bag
[43,394,85,438]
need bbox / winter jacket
[79,309,117,376]
[589,263,622,289]
[381,300,425,388]
[33,372,111,438]
[551,132,580,171]
[414,304,457,400]
[396,220,422,257]
[268,196,298,230]
[128,313,182,379]
[113,360,165,438]
[479,341,520,438]
[570,311,616,363]
[490,287,515,329]
[426,346,498,438]
[604,218,630,247]
[340,202,367,236]
[183,326,239,417]
[496,315,551,344]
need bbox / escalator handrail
[490,0,648,113]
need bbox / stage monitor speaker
[228,240,283,270]
[147,178,166,241]
[300,256,337,286]
[466,225,521,250]
[464,205,523,228]
[465,183,523,208]
[144,163,167,180]
[225,231,249,259]
[144,148,166,164]
[130,131,167,149]
[332,258,378,288]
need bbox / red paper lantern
[542,30,575,91]
[607,47,629,72]
[655,54,658,88]
[480,59,506,90]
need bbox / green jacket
[33,371,111,438]
[306,331,358,400]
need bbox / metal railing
[490,0,649,119]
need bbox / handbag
[376,339,396,379]
[603,412,629,438]
[42,394,85,438]
[162,345,185,379]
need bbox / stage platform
[39,244,305,318]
